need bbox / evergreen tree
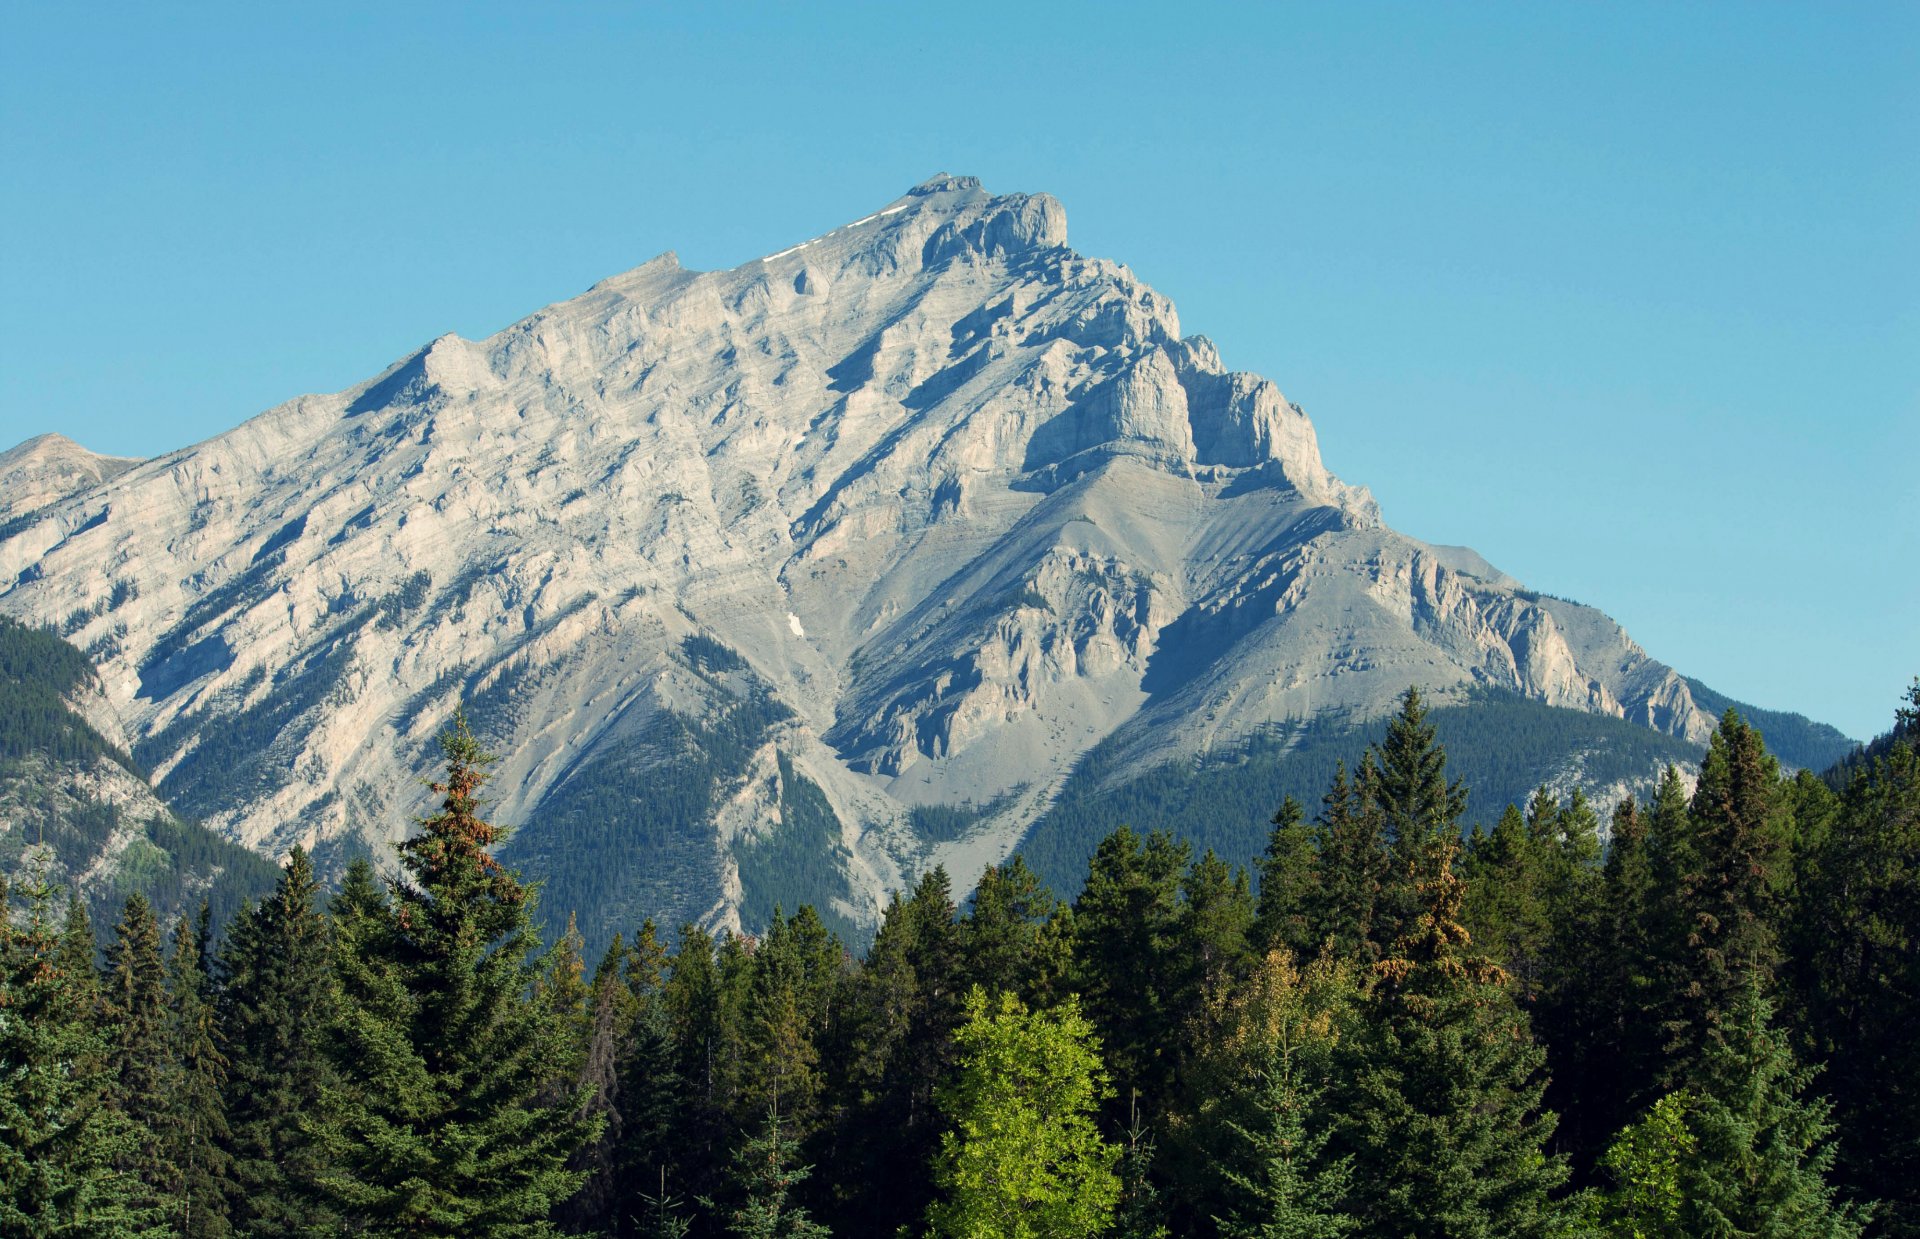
[926,988,1120,1239]
[164,909,234,1238]
[1676,983,1866,1238]
[562,932,639,1234]
[1211,955,1358,1239]
[311,710,600,1236]
[1305,758,1392,962]
[1338,839,1568,1236]
[1461,802,1551,1002]
[958,855,1070,1007]
[829,868,963,1235]
[1534,791,1610,1165]
[1071,827,1189,1118]
[0,873,161,1237]
[102,892,178,1214]
[707,1108,830,1239]
[1581,795,1666,1168]
[1112,1106,1171,1239]
[1177,849,1256,1037]
[1656,711,1792,1082]
[217,845,339,1236]
[1788,682,1920,1231]
[1251,797,1317,958]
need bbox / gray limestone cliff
[0,175,1746,935]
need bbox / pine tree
[217,845,339,1236]
[164,909,234,1238]
[311,710,601,1236]
[1373,687,1469,954]
[102,892,178,1214]
[926,988,1120,1239]
[0,873,161,1236]
[1338,839,1568,1236]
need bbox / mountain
[0,175,1850,944]
[0,616,279,935]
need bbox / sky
[1,3,1914,740]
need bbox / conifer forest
[5,683,1915,1238]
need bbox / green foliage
[1591,1091,1695,1238]
[1789,681,1920,1232]
[0,615,134,769]
[102,892,177,1214]
[1338,841,1569,1237]
[216,846,340,1235]
[926,988,1121,1239]
[163,908,235,1238]
[1021,688,1703,898]
[0,871,164,1237]
[706,1108,830,1239]
[1684,677,1858,775]
[310,710,601,1235]
[1676,984,1865,1238]
[1209,955,1358,1239]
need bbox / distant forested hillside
[1020,688,1705,897]
[0,616,278,934]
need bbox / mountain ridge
[0,175,1848,939]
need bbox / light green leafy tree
[926,988,1120,1239]
[1591,1091,1695,1238]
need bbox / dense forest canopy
[4,682,1916,1237]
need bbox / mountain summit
[0,177,1827,938]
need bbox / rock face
[0,175,1730,935]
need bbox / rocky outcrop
[0,174,1726,932]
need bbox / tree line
[3,685,1916,1237]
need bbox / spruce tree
[164,910,234,1238]
[1252,796,1317,958]
[1337,839,1568,1236]
[830,868,963,1235]
[216,845,339,1236]
[708,1108,830,1239]
[1656,711,1792,1082]
[1306,758,1392,962]
[561,932,639,1234]
[311,710,600,1236]
[1677,983,1866,1237]
[1787,682,1920,1231]
[0,874,160,1236]
[102,892,178,1215]
[1071,827,1189,1118]
[958,854,1070,1006]
[1211,953,1358,1239]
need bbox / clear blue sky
[2,3,1914,740]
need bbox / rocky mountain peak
[0,177,1749,939]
